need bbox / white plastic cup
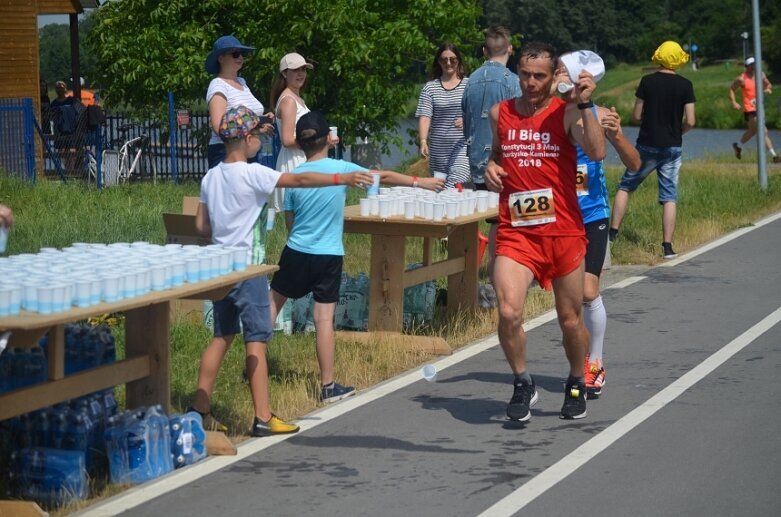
[424,200,434,220]
[75,280,91,308]
[37,285,55,314]
[446,200,459,220]
[185,258,200,283]
[151,265,166,291]
[90,278,101,304]
[378,197,392,218]
[433,202,445,222]
[476,192,488,212]
[421,364,437,382]
[488,192,499,209]
[0,286,12,316]
[369,196,380,216]
[329,126,338,139]
[219,250,232,275]
[171,262,185,287]
[367,172,381,198]
[22,283,39,312]
[359,198,371,216]
[229,248,248,272]
[266,208,276,231]
[101,275,120,303]
[404,200,415,219]
[433,172,447,182]
[209,254,221,278]
[0,226,9,254]
[52,284,68,312]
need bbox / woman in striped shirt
[415,43,470,188]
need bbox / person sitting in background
[190,106,371,436]
[268,111,444,404]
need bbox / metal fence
[0,98,35,181]
[0,95,279,187]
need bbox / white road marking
[476,306,781,517]
[605,276,647,289]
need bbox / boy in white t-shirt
[191,106,372,436]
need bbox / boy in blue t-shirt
[269,111,443,404]
[191,106,372,436]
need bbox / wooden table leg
[47,325,65,380]
[447,222,479,315]
[125,302,171,412]
[368,234,406,332]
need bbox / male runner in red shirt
[729,57,780,163]
[485,41,605,421]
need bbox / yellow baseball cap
[651,41,689,70]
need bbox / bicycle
[101,124,157,187]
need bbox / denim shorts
[212,275,273,343]
[618,144,682,203]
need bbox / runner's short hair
[519,41,558,72]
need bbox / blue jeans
[213,276,272,343]
[618,144,682,203]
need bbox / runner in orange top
[485,41,605,422]
[729,57,779,163]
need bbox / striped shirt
[206,77,265,146]
[415,79,470,187]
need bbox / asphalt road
[83,214,781,517]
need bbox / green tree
[87,0,481,147]
[39,12,100,88]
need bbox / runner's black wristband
[577,101,595,110]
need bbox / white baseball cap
[560,50,605,83]
[279,52,314,72]
[745,57,755,66]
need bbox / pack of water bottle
[8,447,87,506]
[0,344,47,393]
[334,272,370,331]
[104,405,174,485]
[2,388,118,506]
[169,412,207,468]
[403,264,437,330]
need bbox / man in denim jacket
[462,26,522,188]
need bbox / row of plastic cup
[358,187,499,220]
[0,242,251,316]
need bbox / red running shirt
[740,72,757,113]
[496,97,584,237]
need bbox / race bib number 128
[509,188,555,227]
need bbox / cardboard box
[163,196,211,246]
[164,197,209,321]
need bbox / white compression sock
[583,295,606,362]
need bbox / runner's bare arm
[600,107,641,171]
[729,77,742,110]
[485,103,506,193]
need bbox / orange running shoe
[584,360,606,398]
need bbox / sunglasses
[228,50,247,59]
[439,56,458,65]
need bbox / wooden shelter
[0,0,99,175]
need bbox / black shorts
[744,111,757,122]
[584,218,609,277]
[270,246,343,303]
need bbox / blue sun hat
[205,35,255,75]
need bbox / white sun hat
[560,50,606,83]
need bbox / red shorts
[496,231,587,290]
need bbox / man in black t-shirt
[609,41,695,259]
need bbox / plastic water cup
[218,251,232,275]
[378,197,392,218]
[423,201,434,220]
[163,262,174,289]
[185,258,200,283]
[209,254,221,278]
[433,202,445,222]
[477,192,488,212]
[197,255,210,281]
[404,200,415,219]
[22,283,39,312]
[0,286,12,316]
[52,284,68,312]
[359,198,371,216]
[266,208,276,231]
[37,285,54,314]
[446,201,459,220]
[421,364,437,382]
[369,196,380,216]
[149,265,165,291]
[101,275,120,303]
[90,278,101,305]
[367,172,381,197]
[329,126,338,139]
[228,248,247,272]
[0,226,9,254]
[171,262,185,287]
[488,192,499,209]
[433,172,447,182]
[75,280,91,308]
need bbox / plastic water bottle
[28,345,47,385]
[104,415,130,484]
